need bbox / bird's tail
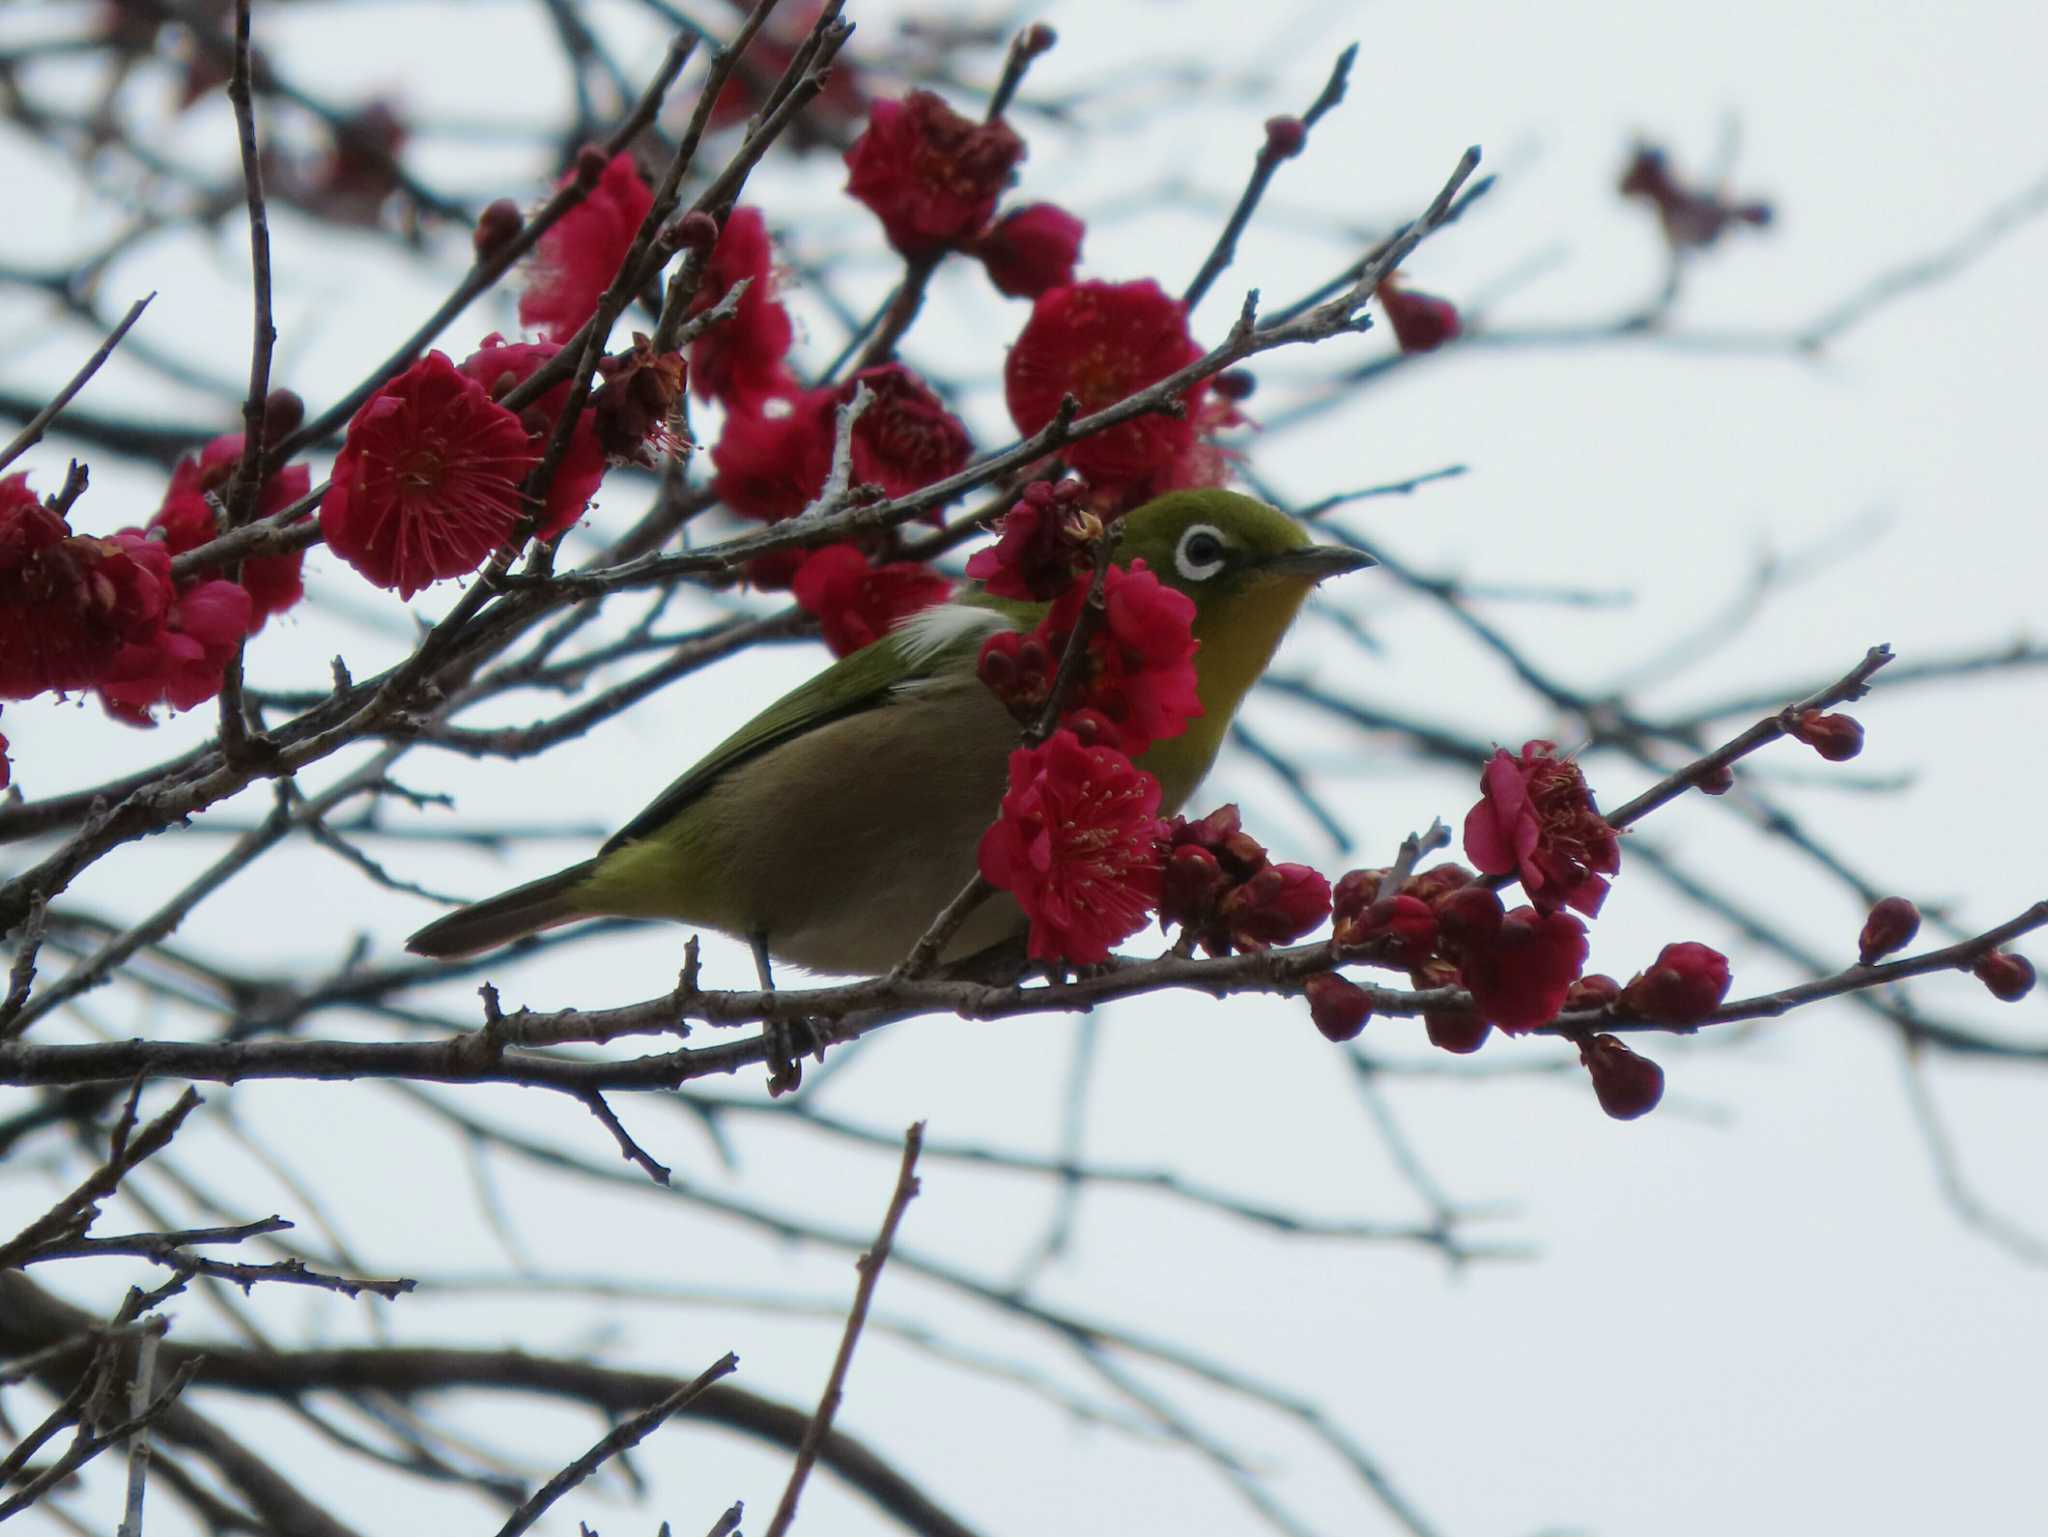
[405,860,600,959]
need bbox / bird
[405,489,1371,975]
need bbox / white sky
[4,1,2048,1534]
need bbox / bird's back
[575,662,1026,973]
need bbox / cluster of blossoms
[844,76,1082,299]
[1160,805,1331,956]
[968,493,1209,962]
[1289,742,1723,1117]
[975,558,1201,757]
[709,359,971,653]
[962,492,1334,969]
[1110,740,1684,1118]
[321,155,689,600]
[0,412,316,737]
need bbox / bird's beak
[1254,543,1376,583]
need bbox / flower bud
[1973,950,2037,1003]
[1564,973,1622,1011]
[1579,1034,1666,1120]
[975,203,1084,299]
[1160,842,1226,928]
[1413,958,1489,1053]
[261,388,305,441]
[473,196,524,259]
[1262,115,1307,160]
[1619,942,1731,1025]
[574,144,611,188]
[1212,369,1257,402]
[1858,897,1921,966]
[1404,862,1476,907]
[1220,862,1331,950]
[1693,761,1735,795]
[666,210,720,254]
[1019,22,1058,55]
[1306,972,1372,1042]
[1425,1009,1491,1055]
[1433,884,1504,956]
[1062,706,1123,750]
[1347,893,1436,964]
[1790,708,1864,762]
[1332,868,1386,928]
[1377,277,1461,353]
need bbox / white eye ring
[1175,524,1229,581]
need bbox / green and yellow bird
[406,489,1370,973]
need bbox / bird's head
[1108,488,1373,804]
[1116,488,1372,614]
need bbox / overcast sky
[4,1,2048,1534]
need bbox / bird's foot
[763,1015,825,1097]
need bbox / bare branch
[0,294,153,475]
[492,1353,741,1537]
[763,1122,924,1537]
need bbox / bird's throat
[1140,579,1314,814]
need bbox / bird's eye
[1175,524,1229,581]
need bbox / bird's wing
[600,603,1018,855]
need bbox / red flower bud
[1619,941,1731,1025]
[1348,893,1437,966]
[1693,761,1735,795]
[1062,706,1124,750]
[1858,897,1921,966]
[1403,862,1476,908]
[1433,884,1504,956]
[1376,276,1461,353]
[975,203,1084,299]
[675,211,723,253]
[1564,973,1622,1011]
[1220,862,1332,951]
[1411,956,1476,1055]
[1579,1034,1666,1121]
[473,196,524,259]
[1160,843,1228,928]
[1790,708,1864,762]
[1262,115,1307,160]
[1332,868,1386,926]
[1973,950,2037,1003]
[1306,972,1372,1043]
[1425,1009,1492,1055]
[1212,370,1256,402]
[262,388,305,441]
[573,144,610,187]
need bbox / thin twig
[580,1091,672,1184]
[762,1122,925,1537]
[0,295,153,475]
[491,1352,740,1537]
[1183,44,1354,314]
[114,1320,166,1537]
